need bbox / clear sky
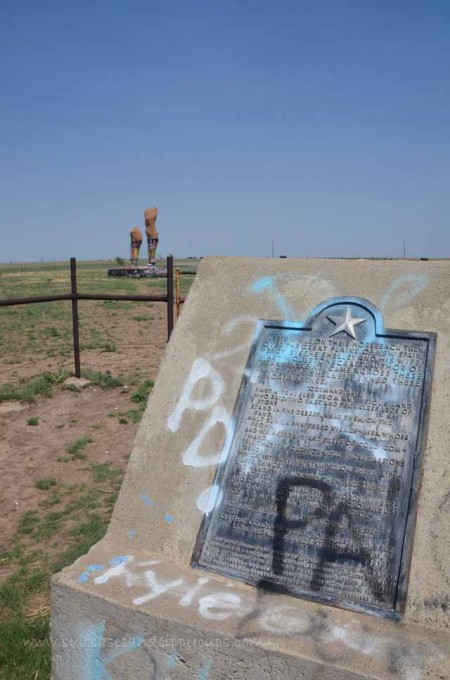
[1,0,449,262]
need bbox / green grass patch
[17,511,40,536]
[39,492,61,508]
[27,417,39,426]
[0,371,67,403]
[0,616,50,680]
[51,512,108,574]
[0,506,111,679]
[89,461,123,485]
[35,478,57,491]
[109,407,144,424]
[132,314,153,321]
[81,369,123,389]
[130,379,154,403]
[66,436,93,458]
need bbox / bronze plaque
[192,298,436,618]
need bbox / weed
[103,490,120,507]
[27,417,39,426]
[101,341,116,352]
[0,371,68,403]
[81,369,123,389]
[39,492,61,508]
[56,456,69,463]
[35,478,57,491]
[51,513,108,574]
[44,326,60,337]
[17,511,40,535]
[130,379,154,403]
[89,462,123,484]
[66,437,93,457]
[109,407,143,424]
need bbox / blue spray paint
[78,620,144,680]
[167,653,178,669]
[78,565,105,584]
[109,555,130,566]
[139,493,155,508]
[198,659,213,680]
[381,273,428,313]
[250,276,294,319]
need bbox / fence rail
[0,255,177,379]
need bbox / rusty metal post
[166,255,174,340]
[70,257,81,378]
[175,267,181,317]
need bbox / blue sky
[1,0,449,262]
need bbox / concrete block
[52,258,450,679]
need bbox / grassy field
[0,257,196,389]
[0,257,197,679]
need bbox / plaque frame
[192,297,436,619]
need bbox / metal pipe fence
[0,256,177,379]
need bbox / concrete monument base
[52,257,450,679]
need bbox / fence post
[70,257,81,378]
[166,255,174,340]
[175,267,181,317]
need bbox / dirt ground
[0,301,167,560]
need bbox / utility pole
[271,240,275,258]
[403,239,406,259]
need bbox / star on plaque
[327,307,366,339]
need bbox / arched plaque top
[304,296,384,342]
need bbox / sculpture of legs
[144,207,159,266]
[130,227,143,266]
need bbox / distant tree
[115,256,125,266]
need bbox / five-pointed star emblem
[327,307,366,339]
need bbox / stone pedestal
[52,257,450,679]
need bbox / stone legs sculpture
[144,207,159,266]
[130,226,143,266]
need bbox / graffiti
[272,475,390,602]
[59,618,217,679]
[69,619,143,680]
[212,315,257,362]
[78,564,105,584]
[261,605,313,635]
[380,274,428,314]
[168,272,430,520]
[168,358,226,434]
[71,550,441,680]
[140,494,155,508]
[250,276,295,320]
[198,592,242,621]
[181,404,231,468]
[197,659,213,679]
[178,577,210,607]
[132,570,184,606]
[196,484,223,513]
